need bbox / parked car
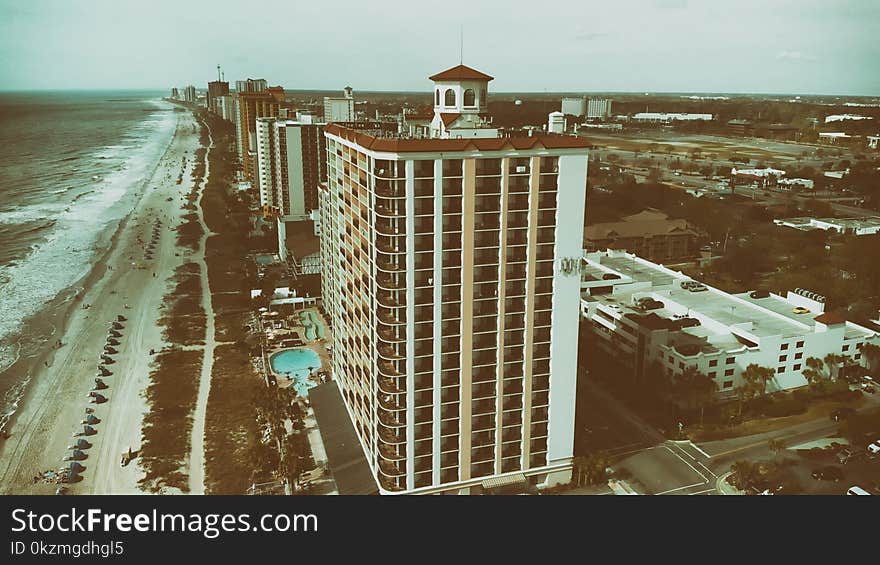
[846,486,872,495]
[811,466,844,481]
[689,284,708,292]
[749,290,770,299]
[862,383,876,394]
[792,307,811,314]
[837,448,856,465]
[831,407,856,422]
[867,440,880,456]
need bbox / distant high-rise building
[586,99,612,120]
[319,63,590,495]
[215,95,236,123]
[236,78,268,93]
[547,111,566,133]
[183,85,197,103]
[323,87,355,122]
[254,117,326,221]
[235,87,285,183]
[561,97,587,117]
[207,80,230,115]
[171,87,180,100]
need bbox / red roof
[440,113,462,127]
[814,312,846,325]
[324,124,590,153]
[429,64,494,82]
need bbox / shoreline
[0,108,202,494]
[0,111,181,439]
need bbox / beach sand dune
[0,111,203,494]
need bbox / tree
[823,353,846,381]
[859,342,880,373]
[741,364,776,398]
[674,366,718,427]
[802,356,826,387]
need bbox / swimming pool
[269,348,322,397]
[255,254,276,265]
[299,310,326,340]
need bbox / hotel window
[722,380,733,389]
[463,89,476,106]
[709,359,718,367]
[708,372,716,379]
[444,89,456,106]
[855,353,861,360]
[668,356,673,363]
[726,357,735,364]
[777,366,785,373]
[796,341,804,348]
[843,345,850,351]
[779,355,787,362]
[435,89,440,105]
[780,343,789,351]
[793,364,802,371]
[795,352,803,360]
[724,369,734,377]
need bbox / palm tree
[803,356,825,387]
[741,364,775,398]
[859,342,880,373]
[675,366,718,427]
[823,353,846,381]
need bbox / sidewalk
[716,472,746,495]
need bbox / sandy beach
[0,110,203,494]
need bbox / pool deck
[266,307,332,395]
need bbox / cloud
[573,25,609,41]
[776,50,816,61]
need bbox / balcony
[378,375,404,395]
[378,409,406,428]
[378,393,405,412]
[379,443,406,461]
[378,474,405,492]
[378,457,405,477]
[375,218,404,237]
[377,308,405,326]
[378,426,405,445]
[377,325,405,343]
[376,272,404,291]
[376,291,404,309]
[374,180,403,198]
[473,400,495,415]
[377,342,404,361]
[376,237,405,255]
[375,203,404,218]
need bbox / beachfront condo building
[207,80,229,115]
[318,64,590,494]
[236,78,268,93]
[255,117,326,220]
[183,85,197,103]
[235,87,285,184]
[323,86,355,122]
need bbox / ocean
[0,90,177,428]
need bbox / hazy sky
[1,0,879,95]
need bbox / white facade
[254,117,326,220]
[320,120,589,494]
[548,111,566,133]
[586,98,612,120]
[215,95,236,123]
[183,85,197,103]
[236,78,267,93]
[581,250,878,395]
[774,216,880,236]
[561,97,587,117]
[866,135,879,149]
[323,88,355,123]
[632,112,712,122]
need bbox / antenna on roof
[460,25,464,65]
[217,64,221,82]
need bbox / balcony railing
[378,409,406,428]
[378,426,405,445]
[378,375,404,395]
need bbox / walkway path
[187,119,216,495]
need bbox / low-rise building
[583,209,701,262]
[777,177,814,190]
[731,167,786,188]
[867,135,880,150]
[773,216,880,236]
[632,113,713,123]
[548,111,566,133]
[580,250,879,395]
[818,132,852,144]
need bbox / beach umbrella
[63,449,86,461]
[69,439,91,450]
[81,425,96,436]
[82,414,100,425]
[117,315,127,322]
[100,355,114,364]
[109,330,122,338]
[112,321,124,330]
[103,346,118,355]
[97,365,112,376]
[106,338,120,346]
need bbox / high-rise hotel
[318,65,589,494]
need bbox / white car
[868,441,880,456]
